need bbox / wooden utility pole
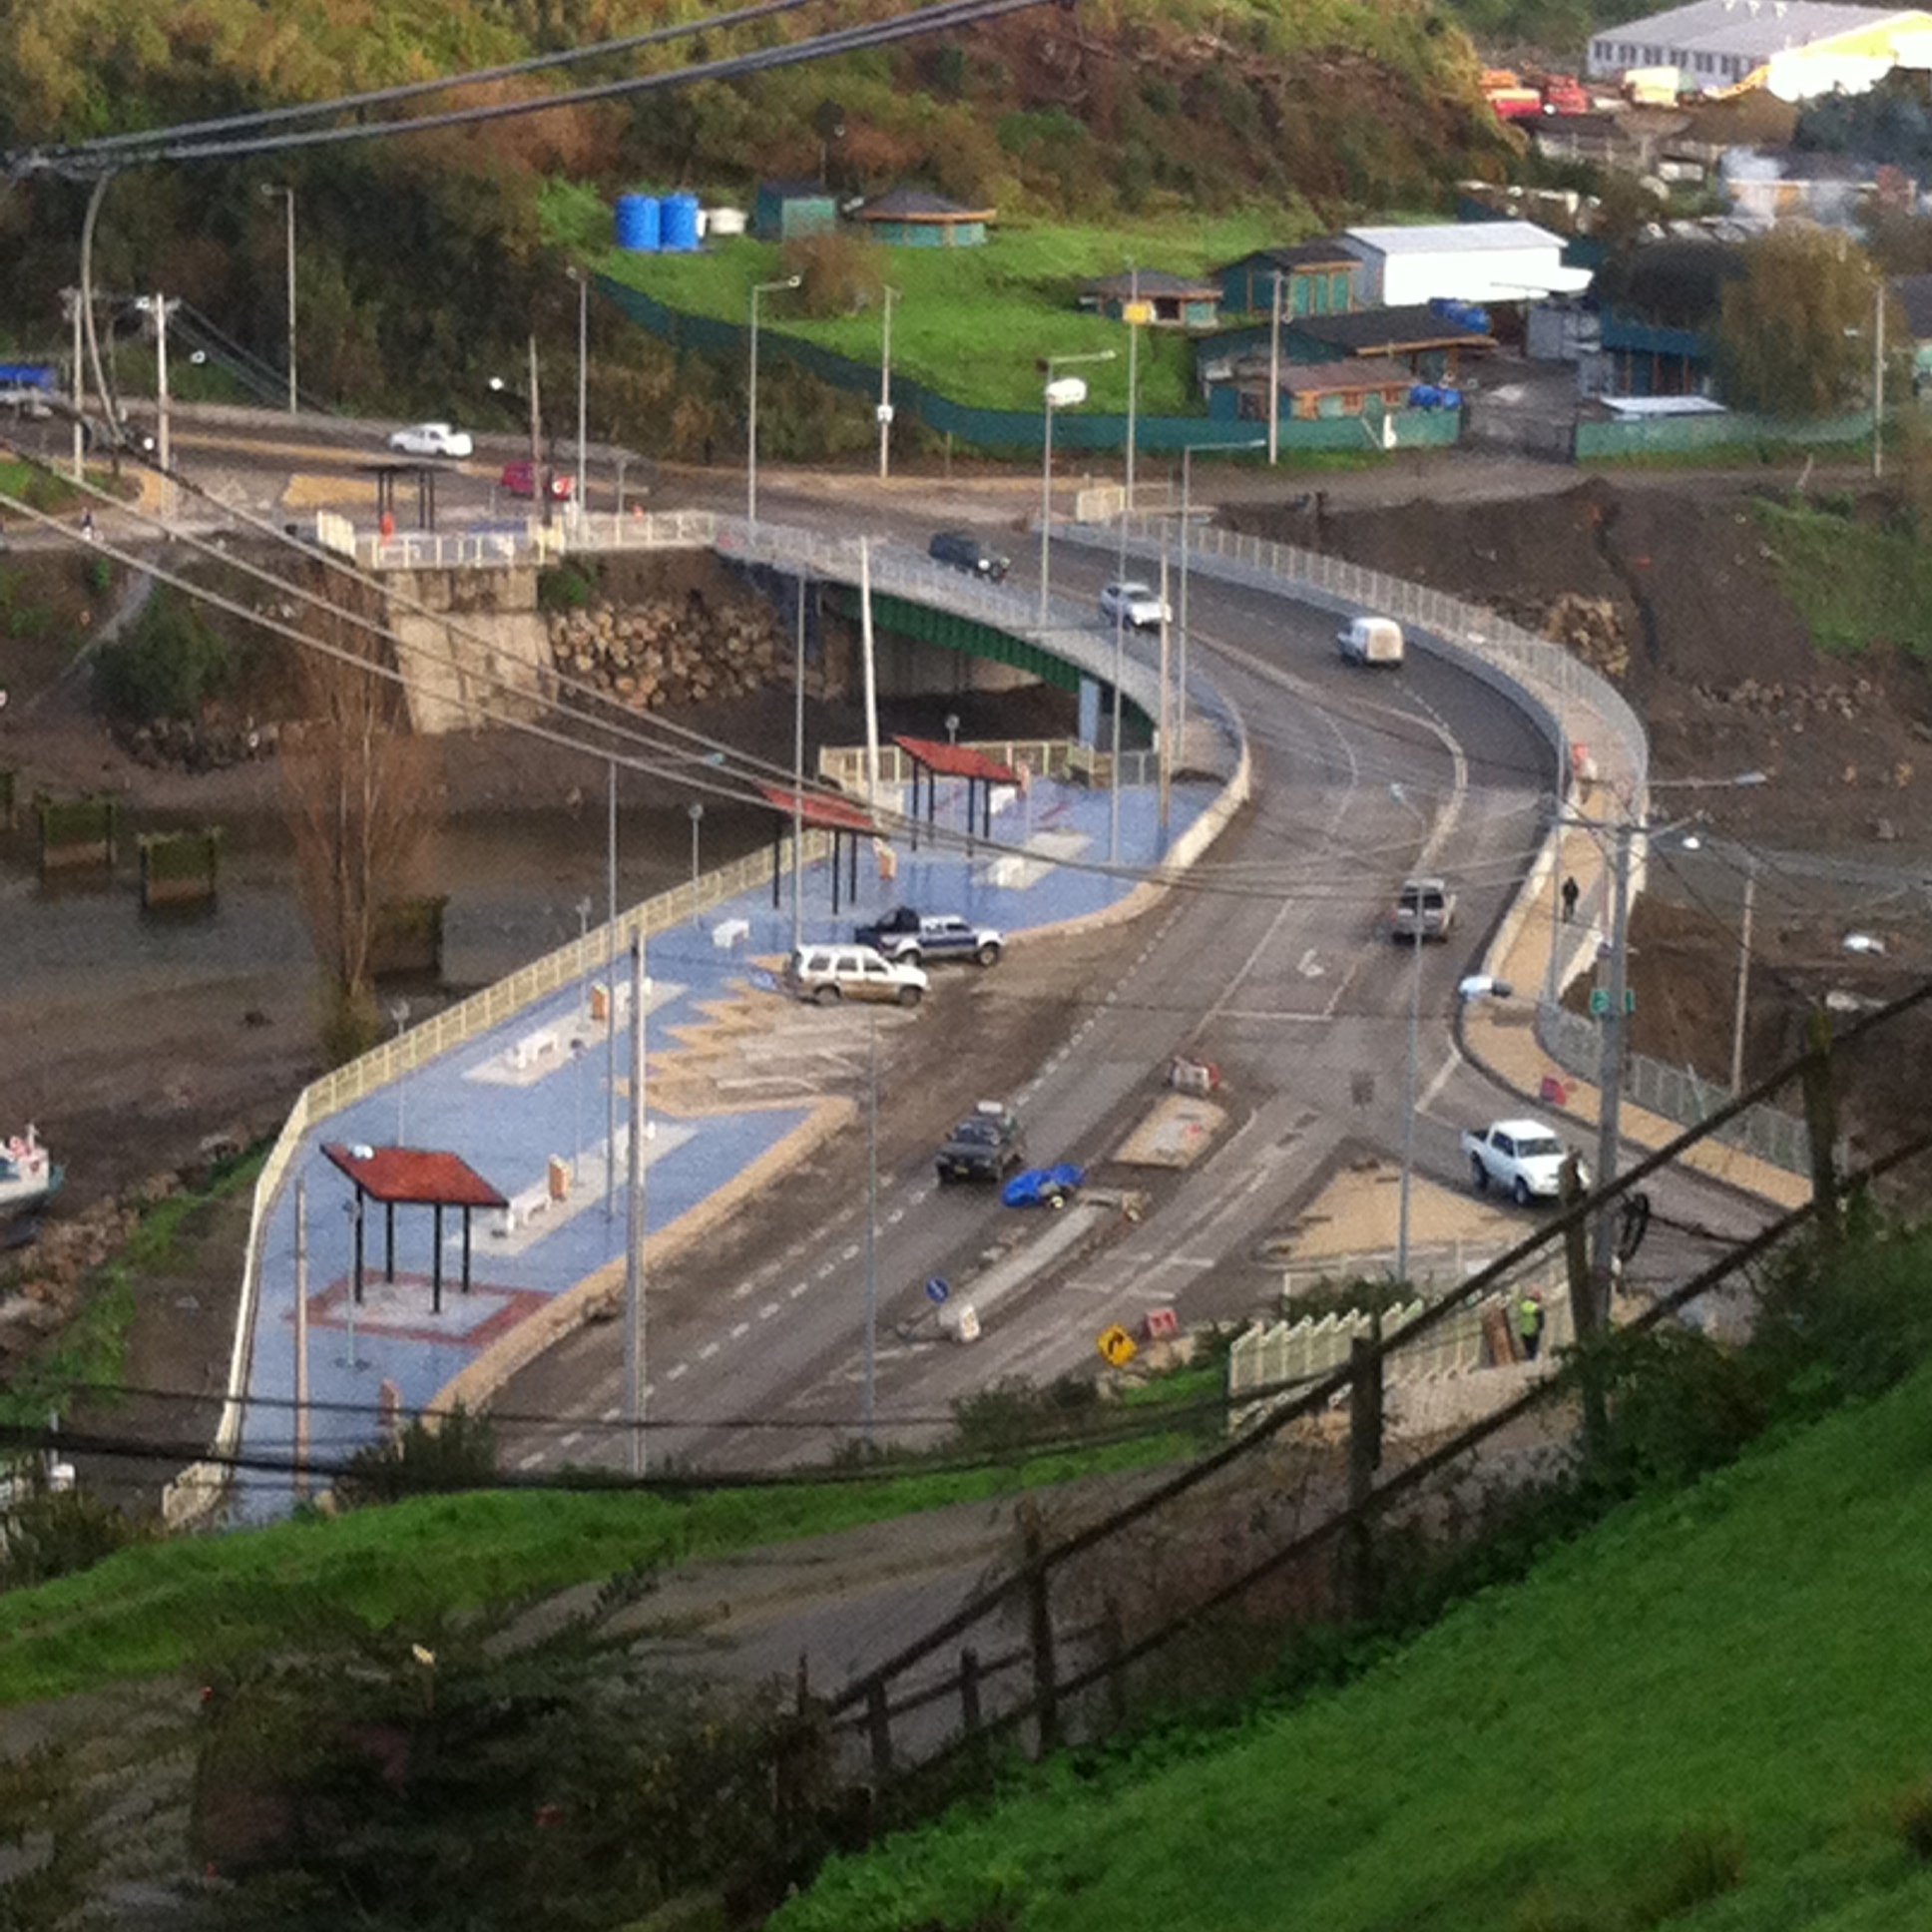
[1801,1005,1841,1246]
[1561,1155,1607,1462]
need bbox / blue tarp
[1001,1164,1085,1208]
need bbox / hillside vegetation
[0,0,1510,453]
[779,1343,1932,1931]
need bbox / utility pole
[65,289,84,482]
[1109,502,1128,866]
[1124,263,1141,516]
[605,759,619,1221]
[293,1179,309,1501]
[1590,816,1636,1305]
[149,292,173,510]
[792,568,807,952]
[282,186,298,414]
[527,333,551,530]
[1157,540,1173,838]
[625,933,648,1476]
[574,266,589,513]
[859,536,881,808]
[1267,269,1283,467]
[1729,852,1757,1095]
[1873,279,1886,483]
[863,1007,878,1445]
[878,284,897,482]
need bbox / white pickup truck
[1462,1119,1588,1206]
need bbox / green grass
[590,213,1304,416]
[0,1425,1197,1706]
[1753,501,1932,659]
[774,1356,1932,1932]
[1582,437,1876,472]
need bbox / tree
[1716,227,1882,418]
[279,570,441,1064]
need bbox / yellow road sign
[1121,299,1156,326]
[1097,1323,1139,1368]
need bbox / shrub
[334,1403,499,1507]
[536,563,594,612]
[1628,1823,1746,1926]
[93,585,236,720]
[781,229,888,321]
[0,1477,149,1592]
[1894,1779,1932,1861]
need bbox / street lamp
[747,274,801,526]
[1388,783,1429,1286]
[878,283,899,482]
[944,711,960,746]
[1038,349,1117,627]
[688,801,705,915]
[260,184,297,414]
[1178,436,1265,759]
[565,264,589,514]
[388,999,412,1146]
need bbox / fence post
[864,1678,892,1781]
[1801,1005,1841,1245]
[1018,1497,1059,1755]
[1343,1329,1382,1618]
[1561,1156,1608,1461]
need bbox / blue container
[661,193,701,252]
[615,194,661,253]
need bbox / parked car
[783,943,927,1007]
[853,906,1003,967]
[1391,876,1456,944]
[929,531,1010,581]
[387,422,474,458]
[935,1103,1027,1184]
[1462,1120,1588,1206]
[1099,581,1172,631]
[500,460,573,501]
[1337,616,1405,666]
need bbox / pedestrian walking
[1516,1291,1547,1362]
[1560,874,1579,923]
[80,509,95,542]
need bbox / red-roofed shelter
[756,782,879,916]
[893,734,1018,848]
[323,1143,508,1311]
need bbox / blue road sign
[925,1276,950,1305]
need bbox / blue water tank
[662,193,701,252]
[615,194,662,252]
[1438,386,1464,410]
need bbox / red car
[499,461,573,501]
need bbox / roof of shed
[857,187,995,221]
[1344,220,1566,254]
[1290,303,1496,351]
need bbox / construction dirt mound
[1229,478,1932,856]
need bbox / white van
[1337,616,1405,667]
[784,944,928,1007]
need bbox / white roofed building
[1587,1,1932,99]
[1340,223,1594,308]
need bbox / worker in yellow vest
[1516,1291,1547,1362]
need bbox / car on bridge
[928,531,1010,581]
[853,907,1003,967]
[1099,581,1172,631]
[1463,1119,1588,1206]
[935,1103,1027,1184]
[388,422,475,459]
[499,460,573,501]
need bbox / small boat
[0,1126,62,1221]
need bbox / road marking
[1419,1044,1462,1113]
[667,1362,690,1380]
[790,1279,810,1297]
[601,1407,620,1423]
[839,1241,860,1261]
[815,1259,837,1278]
[908,1187,930,1204]
[516,1449,545,1471]
[730,1321,750,1339]
[560,1431,584,1451]
[759,1301,780,1319]
[1297,948,1325,979]
[886,1207,905,1224]
[699,1341,720,1360]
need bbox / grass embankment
[0,1398,1208,1707]
[777,1355,1932,1932]
[1755,499,1932,659]
[584,213,1295,417]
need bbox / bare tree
[279,569,440,1062]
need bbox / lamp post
[260,185,297,414]
[1586,769,1767,1305]
[388,999,411,1146]
[944,711,960,746]
[566,264,589,514]
[747,274,801,526]
[688,801,705,916]
[1178,436,1265,760]
[1388,784,1428,1286]
[1038,348,1117,627]
[1123,261,1143,515]
[878,283,898,482]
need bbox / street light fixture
[688,801,705,915]
[565,264,590,515]
[389,999,412,1146]
[944,712,960,746]
[1038,348,1117,627]
[747,274,801,526]
[1388,783,1429,1286]
[878,283,899,482]
[1179,436,1265,758]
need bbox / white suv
[784,944,928,1007]
[1099,581,1172,630]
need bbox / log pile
[547,595,789,711]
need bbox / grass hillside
[777,1354,1932,1931]
[0,0,1509,448]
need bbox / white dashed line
[699,1341,721,1360]
[667,1362,690,1381]
[789,1279,810,1297]
[601,1408,620,1422]
[759,1301,780,1319]
[815,1259,836,1278]
[730,1321,750,1340]
[516,1449,545,1471]
[886,1208,905,1224]
[839,1241,860,1261]
[560,1431,583,1451]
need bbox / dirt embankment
[1229,478,1932,856]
